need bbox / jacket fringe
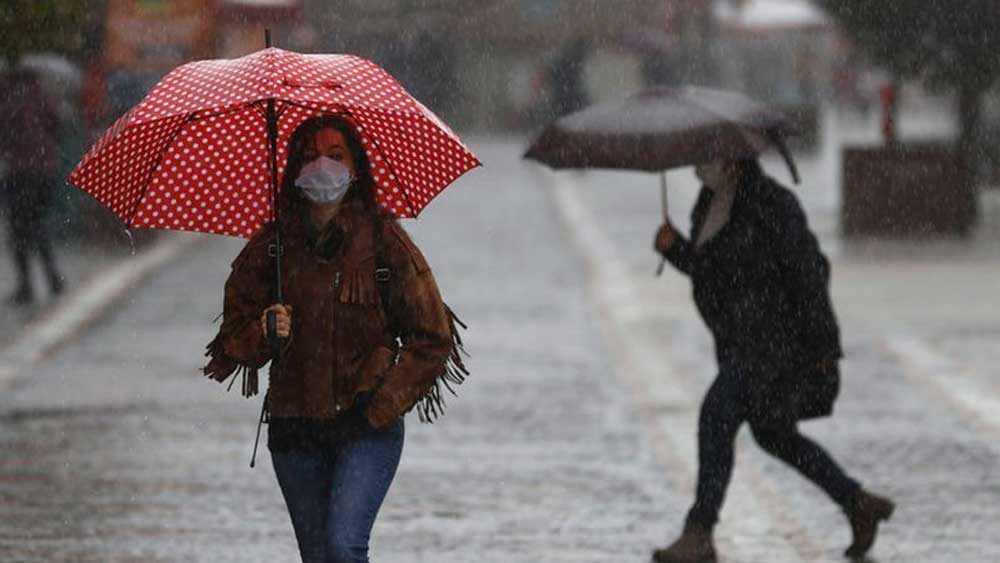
[203,332,259,398]
[415,305,470,423]
[338,267,380,305]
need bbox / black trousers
[686,367,860,530]
[3,172,60,293]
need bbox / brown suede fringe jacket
[202,199,467,429]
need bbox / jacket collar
[697,172,771,214]
[283,198,376,263]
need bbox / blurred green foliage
[0,1,98,66]
[819,0,1000,94]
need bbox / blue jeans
[271,419,405,563]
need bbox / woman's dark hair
[280,115,377,216]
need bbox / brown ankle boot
[844,489,895,558]
[652,523,717,563]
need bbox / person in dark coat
[546,37,590,118]
[0,67,64,305]
[650,159,895,563]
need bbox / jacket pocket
[355,346,398,392]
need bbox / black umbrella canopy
[524,85,799,181]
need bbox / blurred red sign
[104,0,216,74]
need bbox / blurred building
[300,0,714,130]
[713,0,834,106]
[711,0,838,149]
[99,0,216,123]
[87,0,841,133]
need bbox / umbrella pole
[266,100,282,306]
[250,99,282,470]
[660,171,669,220]
[253,28,282,469]
[656,172,668,277]
[265,28,282,307]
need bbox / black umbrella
[524,85,799,176]
[523,85,800,273]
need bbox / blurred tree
[0,1,94,66]
[819,0,1000,179]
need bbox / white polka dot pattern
[68,48,481,238]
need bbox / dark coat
[0,69,60,176]
[663,172,842,421]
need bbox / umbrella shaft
[266,98,283,303]
[659,172,669,220]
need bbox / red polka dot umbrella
[68,46,481,239]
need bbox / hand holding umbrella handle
[266,310,281,356]
[656,172,669,277]
[264,306,289,361]
[654,226,676,276]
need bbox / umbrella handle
[266,310,287,359]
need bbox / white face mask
[295,156,354,204]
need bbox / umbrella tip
[265,28,272,48]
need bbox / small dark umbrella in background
[524,85,799,274]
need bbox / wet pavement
[2,108,1000,562]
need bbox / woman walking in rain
[651,159,894,563]
[204,115,467,563]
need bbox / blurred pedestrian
[0,67,64,305]
[651,159,895,562]
[203,115,466,563]
[546,37,590,118]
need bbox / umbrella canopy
[68,47,480,238]
[523,85,798,181]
